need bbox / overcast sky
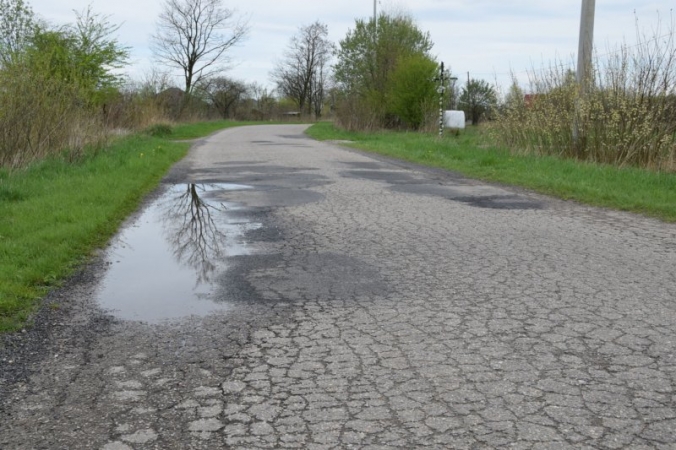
[28,0,675,93]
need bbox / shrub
[496,22,676,171]
[0,60,106,168]
[387,53,438,130]
[143,123,173,138]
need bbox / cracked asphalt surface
[2,124,676,449]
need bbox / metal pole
[573,0,596,144]
[439,62,445,137]
[467,71,471,124]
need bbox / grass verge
[306,122,676,222]
[0,119,261,333]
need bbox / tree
[387,54,438,129]
[0,0,35,66]
[460,79,498,125]
[334,13,433,98]
[503,79,525,111]
[248,81,275,114]
[197,76,247,118]
[333,12,434,128]
[25,7,129,106]
[151,0,248,94]
[271,21,334,117]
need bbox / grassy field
[306,122,676,222]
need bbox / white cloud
[27,0,676,90]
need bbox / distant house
[524,94,541,108]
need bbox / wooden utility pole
[573,0,596,144]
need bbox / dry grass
[496,21,676,171]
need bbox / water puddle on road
[95,183,259,323]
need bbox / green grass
[306,122,676,222]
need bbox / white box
[443,110,466,129]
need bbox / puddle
[96,183,259,323]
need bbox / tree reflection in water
[161,184,227,284]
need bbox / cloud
[27,0,676,90]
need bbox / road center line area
[2,124,676,449]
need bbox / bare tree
[151,0,248,94]
[271,21,334,116]
[197,76,248,118]
[161,183,227,284]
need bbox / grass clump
[143,123,173,138]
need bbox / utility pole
[374,0,377,26]
[438,62,445,137]
[573,0,596,145]
[467,72,471,124]
[576,0,596,93]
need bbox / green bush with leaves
[334,12,436,130]
[0,1,129,168]
[386,53,438,129]
[460,79,498,125]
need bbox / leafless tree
[162,184,227,284]
[151,0,248,94]
[270,21,334,117]
[197,76,248,118]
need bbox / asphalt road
[2,124,676,449]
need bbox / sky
[28,0,676,94]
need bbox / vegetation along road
[2,124,676,449]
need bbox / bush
[387,54,438,130]
[143,123,173,138]
[496,22,676,171]
[0,60,107,168]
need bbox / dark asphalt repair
[342,168,544,210]
[3,125,676,449]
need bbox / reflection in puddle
[96,183,257,323]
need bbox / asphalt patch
[340,161,389,170]
[391,183,545,210]
[216,252,388,304]
[453,195,544,210]
[341,170,420,184]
